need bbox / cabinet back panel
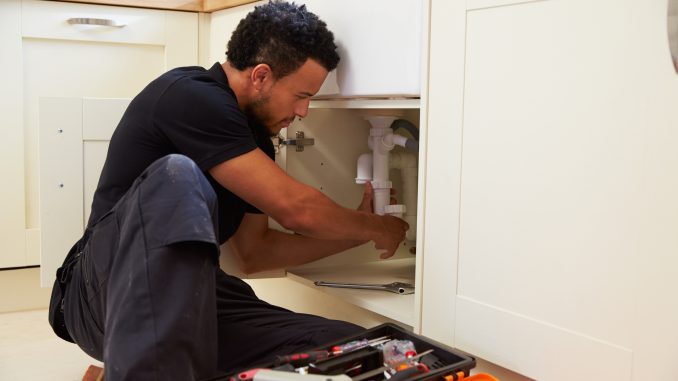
[285,108,419,267]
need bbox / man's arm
[228,213,367,274]
[209,148,408,257]
[228,182,392,274]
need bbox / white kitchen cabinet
[203,0,430,329]
[20,0,199,283]
[426,0,678,379]
[299,0,423,97]
[0,0,26,269]
[208,1,264,65]
[208,0,423,98]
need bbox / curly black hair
[225,0,340,78]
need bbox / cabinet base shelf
[286,257,416,326]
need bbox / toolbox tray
[214,323,476,381]
[313,323,476,381]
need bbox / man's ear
[250,64,273,91]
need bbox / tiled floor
[0,309,100,380]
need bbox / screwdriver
[274,336,391,368]
[331,336,390,354]
[274,351,331,367]
[387,363,429,381]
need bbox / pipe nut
[370,180,392,189]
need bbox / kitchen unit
[0,0,198,270]
[5,1,678,380]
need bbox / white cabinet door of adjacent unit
[426,0,678,380]
[0,0,26,269]
[39,97,129,286]
[25,0,198,283]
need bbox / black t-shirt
[88,62,274,244]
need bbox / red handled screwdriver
[388,363,429,381]
[274,351,331,367]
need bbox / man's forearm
[235,228,367,274]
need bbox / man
[48,1,409,380]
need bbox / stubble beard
[244,95,278,137]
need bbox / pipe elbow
[390,119,420,141]
[356,153,373,184]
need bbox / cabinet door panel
[39,98,84,288]
[457,0,645,378]
[24,38,165,237]
[0,0,25,268]
[26,1,198,278]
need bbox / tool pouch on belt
[48,232,89,343]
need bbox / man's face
[246,59,328,136]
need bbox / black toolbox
[211,323,477,381]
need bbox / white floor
[0,309,101,381]
[0,307,529,381]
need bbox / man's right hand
[373,215,409,259]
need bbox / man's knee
[148,154,200,183]
[142,154,216,206]
[121,154,219,249]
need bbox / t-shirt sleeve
[153,77,257,171]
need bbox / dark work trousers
[56,154,363,381]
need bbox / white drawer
[22,0,166,45]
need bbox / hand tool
[405,349,434,362]
[350,366,390,381]
[252,370,352,381]
[231,368,266,381]
[274,351,331,367]
[309,346,382,375]
[387,363,429,381]
[331,336,391,354]
[314,281,415,295]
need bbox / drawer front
[22,0,166,45]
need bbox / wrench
[314,281,415,295]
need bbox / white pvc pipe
[365,115,398,215]
[390,151,418,241]
[385,133,409,149]
[355,153,373,184]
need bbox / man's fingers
[380,250,395,259]
[358,182,375,211]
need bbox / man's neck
[221,62,249,111]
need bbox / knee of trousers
[121,154,220,251]
[142,154,217,207]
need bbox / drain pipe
[365,115,398,215]
[390,151,418,242]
